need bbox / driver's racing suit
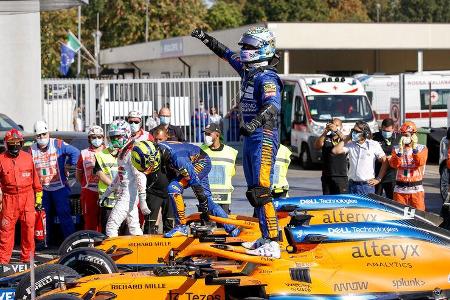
[200,36,281,240]
[154,141,237,234]
[103,141,146,237]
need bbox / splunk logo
[352,241,419,260]
[392,278,425,289]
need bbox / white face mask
[403,136,412,145]
[204,135,214,146]
[91,138,103,148]
[130,123,141,133]
[37,138,49,147]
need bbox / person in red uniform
[76,125,105,231]
[0,129,42,263]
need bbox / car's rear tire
[58,247,118,276]
[58,230,107,255]
[15,264,79,300]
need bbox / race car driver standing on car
[130,140,239,238]
[390,121,428,210]
[192,27,282,257]
[76,125,105,231]
[128,110,154,142]
[30,121,79,243]
[0,129,42,263]
[99,119,151,237]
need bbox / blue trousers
[43,187,75,243]
[243,130,279,239]
[348,181,375,194]
[167,159,236,234]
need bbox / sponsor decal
[77,254,108,267]
[128,241,171,247]
[352,241,419,260]
[366,261,412,269]
[403,207,416,218]
[258,269,273,274]
[298,198,358,205]
[328,226,398,234]
[169,291,221,300]
[263,83,277,93]
[392,278,425,289]
[285,282,311,292]
[334,281,368,292]
[111,283,166,290]
[322,210,377,223]
[0,289,15,300]
[26,275,54,295]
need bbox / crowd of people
[316,117,428,210]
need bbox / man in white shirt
[332,121,388,194]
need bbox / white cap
[128,110,142,119]
[88,125,104,136]
[34,121,48,135]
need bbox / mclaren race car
[35,218,450,299]
[2,194,446,299]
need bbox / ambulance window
[294,96,305,123]
[366,91,373,105]
[420,89,449,110]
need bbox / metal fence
[41,77,242,143]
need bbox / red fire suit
[77,147,102,231]
[0,151,42,263]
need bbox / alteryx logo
[0,289,15,300]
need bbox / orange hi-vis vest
[390,144,427,193]
[81,148,99,192]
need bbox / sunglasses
[36,133,47,138]
[90,135,104,139]
[129,121,140,124]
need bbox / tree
[328,0,370,22]
[206,0,243,30]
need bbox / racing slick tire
[58,230,107,255]
[58,247,118,276]
[15,264,80,300]
[40,294,81,300]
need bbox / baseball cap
[203,123,221,134]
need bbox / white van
[280,75,377,169]
[355,73,450,128]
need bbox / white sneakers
[242,239,281,259]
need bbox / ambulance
[280,75,377,169]
[355,72,450,128]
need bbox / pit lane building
[100,22,450,78]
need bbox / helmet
[4,129,24,157]
[108,119,131,149]
[88,125,104,136]
[34,121,48,135]
[131,141,161,174]
[400,121,417,134]
[128,111,142,120]
[238,27,276,63]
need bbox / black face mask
[7,144,21,157]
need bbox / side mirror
[18,124,24,131]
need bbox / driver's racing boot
[247,240,280,258]
[241,237,267,250]
[164,224,188,238]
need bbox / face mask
[382,130,393,139]
[37,138,49,147]
[7,144,21,157]
[351,131,362,142]
[402,136,412,145]
[204,135,214,146]
[111,137,125,149]
[160,116,171,125]
[130,123,141,133]
[91,138,103,148]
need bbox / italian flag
[67,31,81,53]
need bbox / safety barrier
[41,77,242,143]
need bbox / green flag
[67,31,81,53]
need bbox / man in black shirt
[144,127,174,234]
[314,118,348,194]
[151,107,185,142]
[373,118,399,199]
